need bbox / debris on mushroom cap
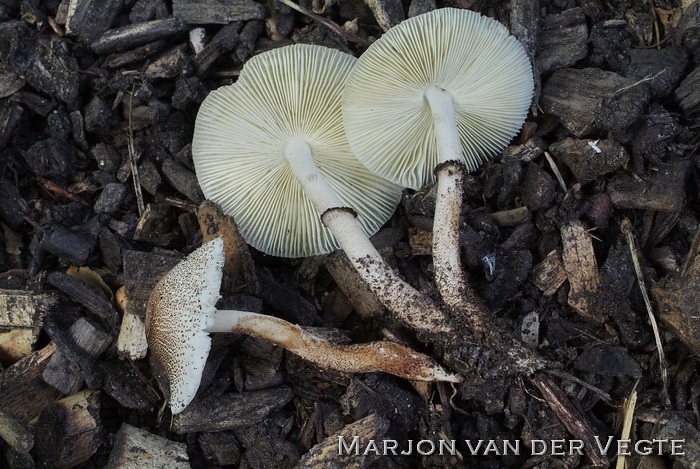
[342,8,535,190]
[145,237,224,414]
[192,44,403,258]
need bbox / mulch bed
[0,0,699,467]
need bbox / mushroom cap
[342,8,534,189]
[146,238,224,414]
[192,44,403,258]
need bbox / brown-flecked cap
[145,238,224,414]
[343,8,534,189]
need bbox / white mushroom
[146,238,459,415]
[342,8,534,316]
[193,44,450,333]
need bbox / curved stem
[284,139,451,333]
[207,310,460,382]
[424,86,485,328]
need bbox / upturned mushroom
[342,8,534,318]
[192,44,450,333]
[146,238,459,414]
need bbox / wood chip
[295,414,390,468]
[34,389,102,468]
[0,343,60,424]
[0,408,34,454]
[531,249,567,296]
[42,317,112,395]
[0,328,40,363]
[172,0,266,24]
[0,289,57,329]
[47,272,120,330]
[173,387,295,434]
[197,200,260,294]
[561,221,603,323]
[107,423,189,468]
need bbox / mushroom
[342,8,534,318]
[192,44,450,333]
[146,238,459,414]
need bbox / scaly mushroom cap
[343,8,534,189]
[146,238,224,414]
[192,44,403,258]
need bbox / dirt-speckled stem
[284,138,451,333]
[425,86,485,328]
[206,310,459,382]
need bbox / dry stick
[544,369,613,405]
[276,0,371,47]
[615,382,639,469]
[544,151,568,193]
[621,218,671,408]
[128,84,145,216]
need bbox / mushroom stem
[206,310,459,382]
[424,86,485,326]
[284,138,451,333]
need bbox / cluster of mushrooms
[146,8,535,415]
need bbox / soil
[0,0,699,468]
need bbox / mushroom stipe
[146,238,460,415]
[343,8,534,319]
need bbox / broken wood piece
[675,65,700,115]
[103,40,169,69]
[652,255,700,357]
[295,414,390,468]
[489,207,531,227]
[0,328,40,364]
[0,408,34,454]
[607,158,691,212]
[536,7,588,74]
[549,137,629,185]
[144,44,190,80]
[197,200,260,294]
[42,317,105,390]
[65,0,122,43]
[324,251,385,320]
[198,431,241,466]
[42,317,112,395]
[106,423,189,468]
[132,203,177,246]
[408,227,432,256]
[560,220,604,323]
[91,18,188,55]
[0,342,60,424]
[47,272,120,330]
[363,0,405,31]
[35,389,102,468]
[530,249,567,296]
[117,249,182,360]
[0,289,57,329]
[541,67,650,137]
[173,387,295,434]
[172,0,266,24]
[193,21,241,75]
[97,360,160,410]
